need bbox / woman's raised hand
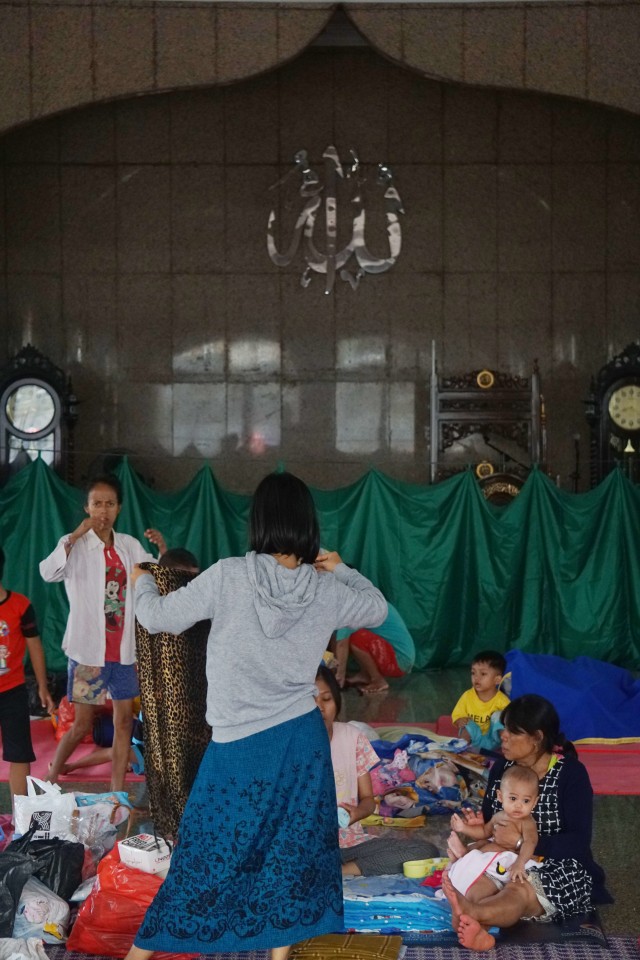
[145,528,167,555]
[314,551,343,573]
[71,517,96,541]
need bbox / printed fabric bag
[14,778,78,842]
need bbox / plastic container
[402,856,449,879]
[118,834,172,875]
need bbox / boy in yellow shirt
[451,650,509,751]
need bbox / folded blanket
[342,876,452,933]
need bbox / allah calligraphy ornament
[267,146,404,294]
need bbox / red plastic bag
[66,846,195,960]
[53,697,93,744]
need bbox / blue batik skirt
[134,708,343,953]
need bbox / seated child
[451,650,509,751]
[446,764,539,900]
[315,665,439,876]
[334,601,415,694]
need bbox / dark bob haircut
[85,473,123,505]
[249,471,320,565]
[316,663,342,716]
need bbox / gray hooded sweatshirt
[134,553,387,742]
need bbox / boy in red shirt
[0,546,55,801]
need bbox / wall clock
[607,383,640,433]
[585,343,640,486]
[0,344,78,485]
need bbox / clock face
[608,383,640,431]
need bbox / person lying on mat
[334,601,415,694]
[39,473,166,792]
[441,694,612,952]
[447,765,539,895]
[0,545,55,803]
[315,664,439,876]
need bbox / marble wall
[1,47,640,492]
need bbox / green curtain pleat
[0,457,82,671]
[1,458,638,672]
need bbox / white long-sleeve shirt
[39,529,154,666]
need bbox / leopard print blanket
[136,563,211,838]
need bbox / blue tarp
[506,650,640,742]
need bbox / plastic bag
[0,852,34,937]
[0,937,49,960]
[73,792,131,875]
[7,827,85,900]
[53,696,94,744]
[13,778,78,842]
[69,875,98,903]
[75,790,131,817]
[66,847,196,960]
[12,876,69,943]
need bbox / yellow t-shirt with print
[451,688,510,734]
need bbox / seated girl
[315,665,439,876]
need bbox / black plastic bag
[0,851,34,936]
[7,827,84,901]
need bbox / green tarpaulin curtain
[1,457,638,672]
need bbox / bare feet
[458,915,495,951]
[447,830,467,861]
[344,672,370,687]
[360,680,389,695]
[441,870,462,931]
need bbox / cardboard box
[118,834,172,875]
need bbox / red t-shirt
[0,591,39,694]
[104,545,127,663]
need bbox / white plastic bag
[12,876,70,943]
[13,777,78,842]
[73,791,131,876]
[0,938,49,960]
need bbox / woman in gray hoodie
[125,471,388,960]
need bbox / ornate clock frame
[585,342,640,487]
[0,344,78,485]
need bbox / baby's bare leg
[464,875,501,904]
